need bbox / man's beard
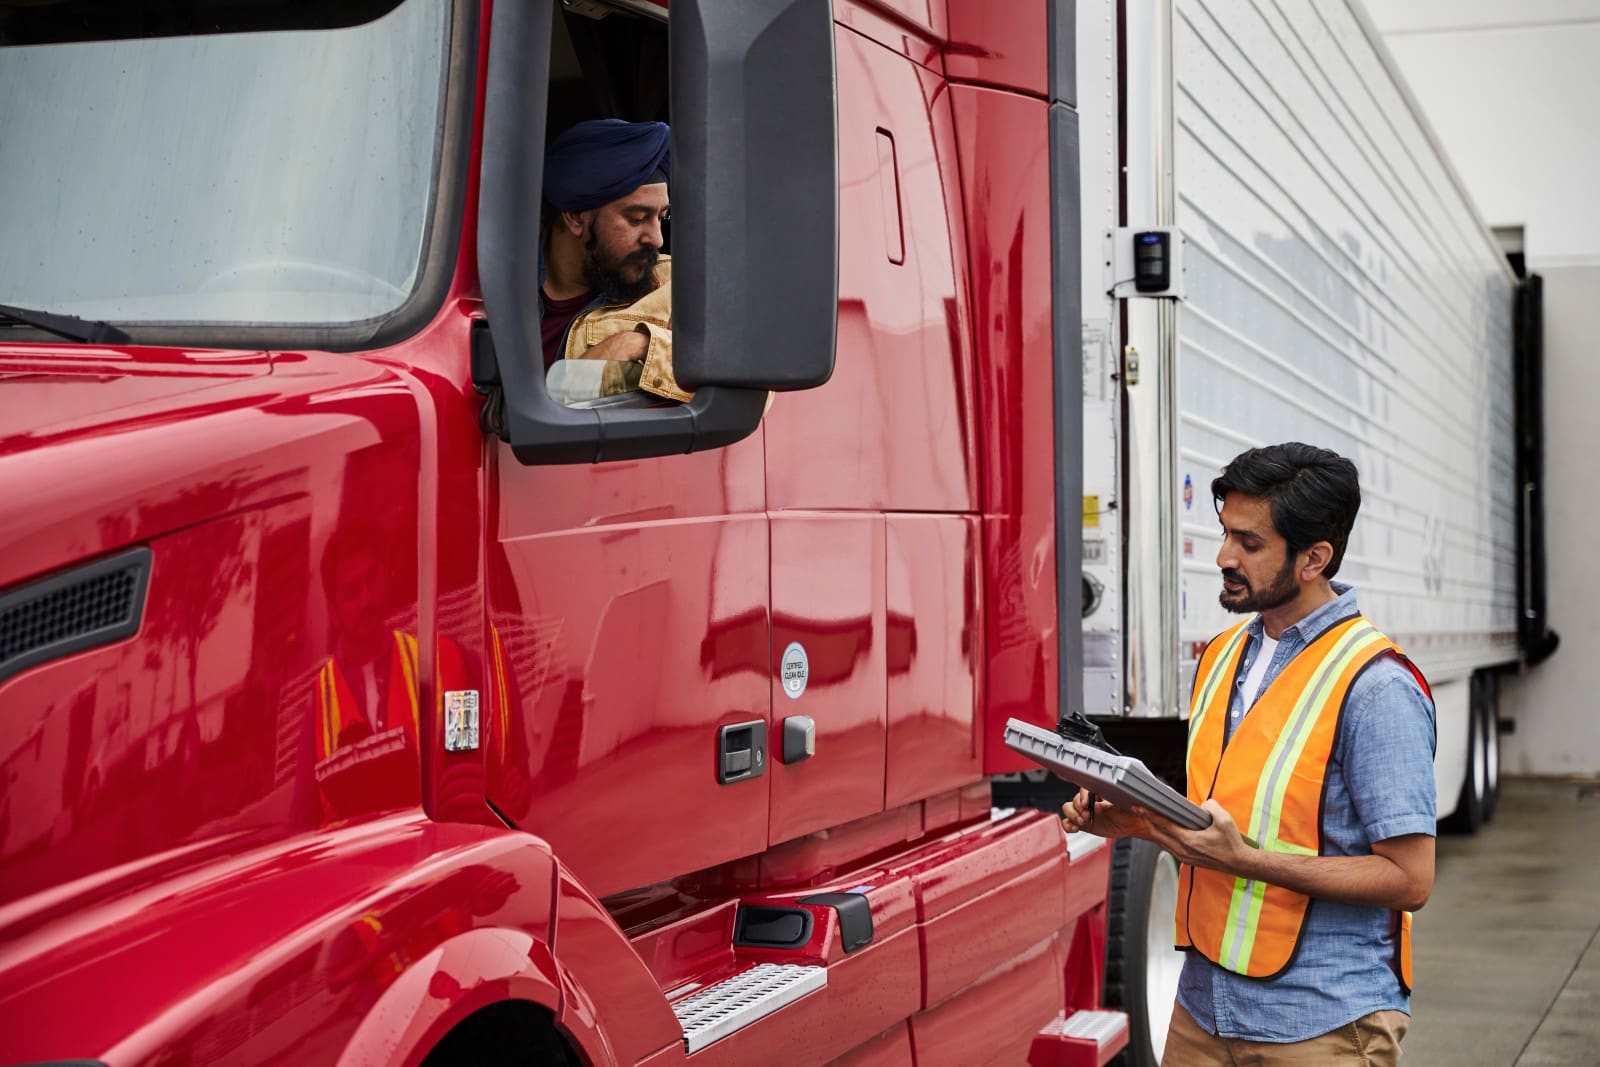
[1219,553,1299,614]
[583,228,659,305]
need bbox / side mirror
[477,0,838,465]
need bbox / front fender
[0,814,558,1066]
[339,926,561,1067]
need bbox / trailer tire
[1104,838,1185,1067]
[1479,672,1501,823]
[1439,684,1488,836]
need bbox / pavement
[1406,778,1600,1067]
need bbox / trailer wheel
[1479,672,1501,823]
[1439,684,1488,835]
[1104,838,1185,1067]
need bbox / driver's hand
[579,329,648,361]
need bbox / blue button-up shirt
[1176,582,1437,1042]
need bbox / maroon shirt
[540,288,594,369]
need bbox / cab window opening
[539,2,683,410]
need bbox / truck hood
[0,341,429,911]
[0,345,305,592]
[0,345,272,454]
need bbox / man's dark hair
[1211,442,1361,580]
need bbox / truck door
[486,441,771,900]
[762,19,980,844]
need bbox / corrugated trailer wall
[1166,0,1519,695]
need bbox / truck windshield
[0,0,449,327]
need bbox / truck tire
[1104,838,1185,1067]
[1439,685,1487,835]
[421,1002,578,1066]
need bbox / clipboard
[1003,717,1212,832]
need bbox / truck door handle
[718,720,768,784]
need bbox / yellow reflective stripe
[395,632,421,732]
[1256,628,1384,850]
[1267,840,1317,857]
[319,663,338,756]
[1250,624,1380,847]
[1223,623,1384,972]
[1187,623,1251,764]
[492,627,511,759]
[1218,873,1264,971]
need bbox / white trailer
[1046,1,1554,1063]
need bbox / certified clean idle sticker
[780,642,809,700]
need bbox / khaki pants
[1162,1001,1409,1066]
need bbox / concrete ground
[1406,778,1600,1066]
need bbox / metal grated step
[1041,1009,1127,1048]
[672,963,826,1053]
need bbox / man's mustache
[1221,569,1249,588]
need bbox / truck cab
[0,2,1121,1064]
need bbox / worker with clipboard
[1053,444,1437,1067]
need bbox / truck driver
[539,117,689,404]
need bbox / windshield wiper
[0,302,132,344]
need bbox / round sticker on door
[781,642,809,700]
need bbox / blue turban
[543,119,671,213]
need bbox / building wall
[1368,1,1600,775]
[1496,265,1600,775]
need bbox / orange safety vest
[1177,614,1429,992]
[314,631,424,761]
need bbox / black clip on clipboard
[1003,717,1213,832]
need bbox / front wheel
[1104,838,1186,1067]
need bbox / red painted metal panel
[768,513,886,845]
[757,801,921,890]
[555,869,683,1067]
[948,84,1063,771]
[918,851,1068,1008]
[885,515,982,808]
[628,899,740,998]
[0,348,438,903]
[944,0,1048,96]
[833,0,947,71]
[0,818,556,1066]
[827,1021,914,1067]
[764,27,976,515]
[486,467,771,898]
[910,934,1066,1067]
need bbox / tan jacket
[562,256,690,402]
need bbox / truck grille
[0,547,151,684]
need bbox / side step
[1030,1009,1130,1066]
[672,963,827,1054]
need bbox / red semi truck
[0,1,1122,1063]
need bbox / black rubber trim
[1048,0,1077,108]
[734,905,815,949]
[0,0,477,353]
[1050,97,1084,726]
[798,892,873,954]
[0,547,151,686]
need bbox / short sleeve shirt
[1177,582,1437,1042]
